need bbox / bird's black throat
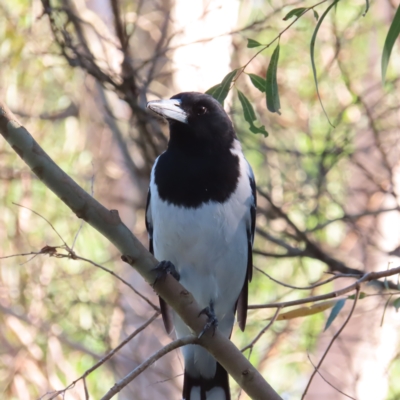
[154,141,240,208]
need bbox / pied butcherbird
[146,92,256,400]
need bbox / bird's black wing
[145,189,154,255]
[236,168,256,331]
[145,188,173,333]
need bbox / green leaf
[313,9,319,21]
[283,7,307,21]
[249,124,268,136]
[394,297,400,312]
[382,5,400,83]
[247,38,262,48]
[237,89,268,137]
[324,298,346,331]
[266,44,281,114]
[238,90,256,121]
[205,84,220,96]
[348,292,366,300]
[310,0,339,127]
[384,277,389,290]
[209,69,238,104]
[247,73,266,93]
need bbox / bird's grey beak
[146,99,188,124]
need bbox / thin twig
[83,378,89,400]
[254,265,360,290]
[100,336,197,400]
[380,294,393,327]
[233,0,330,83]
[249,265,400,310]
[72,254,160,311]
[306,354,356,399]
[241,307,282,352]
[1,247,160,312]
[301,287,360,399]
[43,312,159,400]
[12,202,68,247]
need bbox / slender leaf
[238,90,256,121]
[394,297,400,312]
[274,300,338,321]
[249,124,268,136]
[324,298,346,331]
[313,9,319,21]
[310,0,339,127]
[382,5,400,83]
[205,84,220,96]
[237,89,268,137]
[283,7,307,21]
[247,73,266,93]
[364,0,369,16]
[266,44,281,114]
[210,69,238,104]
[247,38,262,48]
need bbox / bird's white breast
[149,144,252,321]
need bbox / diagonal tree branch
[0,101,282,400]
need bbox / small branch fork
[301,286,361,399]
[100,336,197,400]
[241,307,282,353]
[2,203,160,312]
[233,0,331,84]
[40,312,160,400]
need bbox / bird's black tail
[182,362,231,400]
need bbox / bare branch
[254,265,360,290]
[100,336,197,400]
[306,354,356,400]
[249,265,400,310]
[44,312,159,400]
[241,307,282,353]
[301,287,360,398]
[12,202,69,247]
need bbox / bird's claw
[152,260,180,287]
[198,300,218,339]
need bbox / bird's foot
[152,260,180,287]
[198,300,218,339]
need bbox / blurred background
[1,0,400,399]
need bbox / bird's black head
[147,92,236,153]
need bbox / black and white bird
[146,92,256,400]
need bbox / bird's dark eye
[195,106,207,115]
